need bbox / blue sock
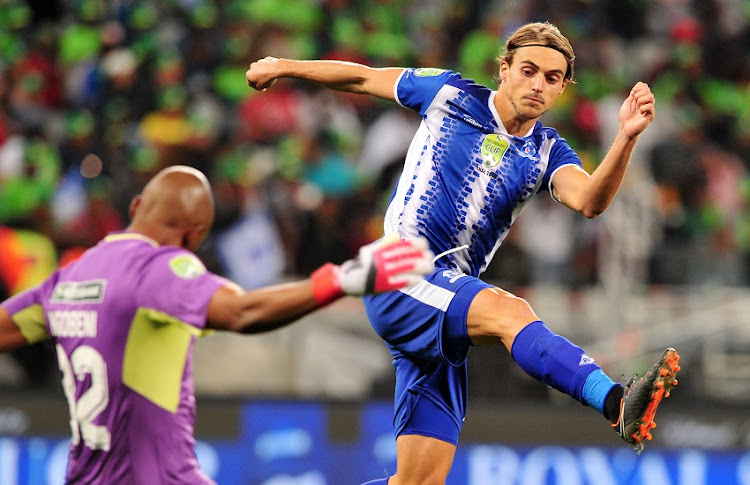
[361,478,389,485]
[582,368,618,415]
[510,321,614,412]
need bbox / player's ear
[128,195,142,220]
[499,60,510,83]
[185,224,208,251]
[559,79,569,96]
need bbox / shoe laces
[623,373,638,390]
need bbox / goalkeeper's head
[127,165,215,252]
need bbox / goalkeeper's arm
[206,237,433,334]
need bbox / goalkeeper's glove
[310,237,433,305]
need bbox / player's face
[500,46,568,122]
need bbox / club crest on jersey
[414,68,446,77]
[518,139,538,160]
[169,254,206,279]
[481,135,509,168]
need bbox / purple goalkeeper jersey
[2,232,227,484]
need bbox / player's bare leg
[466,287,539,350]
[389,434,456,485]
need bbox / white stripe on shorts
[399,279,455,312]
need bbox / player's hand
[310,237,434,304]
[340,237,434,295]
[246,56,281,91]
[619,81,655,138]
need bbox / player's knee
[492,295,536,337]
[468,288,538,347]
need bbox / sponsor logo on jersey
[481,134,509,168]
[169,254,206,279]
[441,270,466,284]
[414,68,446,77]
[50,280,107,304]
[462,116,483,129]
[579,354,595,366]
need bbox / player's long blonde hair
[495,22,576,84]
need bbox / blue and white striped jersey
[384,68,583,277]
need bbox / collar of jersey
[103,231,159,247]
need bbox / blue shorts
[363,268,491,445]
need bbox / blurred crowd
[1,0,749,386]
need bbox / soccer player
[246,21,681,484]
[0,165,434,484]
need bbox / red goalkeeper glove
[310,237,433,305]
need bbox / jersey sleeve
[0,275,56,343]
[137,249,228,331]
[541,136,584,196]
[395,68,457,116]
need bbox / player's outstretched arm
[206,237,433,334]
[0,308,32,351]
[550,82,656,218]
[245,57,404,101]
